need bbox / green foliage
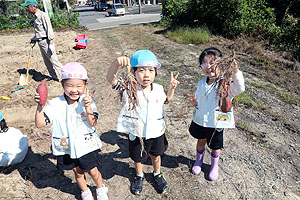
[235,92,265,109]
[0,0,79,30]
[51,9,79,27]
[162,0,300,61]
[165,27,211,44]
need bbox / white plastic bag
[0,127,28,166]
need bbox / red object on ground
[36,79,48,107]
[75,34,88,49]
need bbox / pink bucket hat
[61,62,88,80]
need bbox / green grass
[251,82,300,106]
[235,92,265,109]
[165,27,212,44]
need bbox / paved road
[75,5,162,30]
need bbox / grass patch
[235,92,266,109]
[165,27,212,44]
[252,82,300,106]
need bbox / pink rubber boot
[208,151,220,181]
[192,149,205,175]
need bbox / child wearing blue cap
[106,50,180,195]
[34,63,108,200]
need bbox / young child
[188,47,245,181]
[34,62,108,200]
[0,112,28,170]
[106,50,179,195]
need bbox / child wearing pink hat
[34,62,108,200]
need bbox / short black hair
[199,47,222,65]
[0,119,8,130]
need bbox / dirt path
[0,26,299,200]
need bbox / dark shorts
[129,133,168,163]
[189,121,224,150]
[56,149,100,171]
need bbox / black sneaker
[154,173,168,194]
[130,175,144,195]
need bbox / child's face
[134,66,156,89]
[62,79,86,102]
[201,55,221,78]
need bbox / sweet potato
[36,79,47,106]
[220,96,232,113]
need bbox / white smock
[44,94,102,159]
[117,83,167,140]
[0,127,28,166]
[192,70,245,128]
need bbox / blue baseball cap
[0,112,3,121]
[130,50,161,69]
[21,0,38,7]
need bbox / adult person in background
[21,0,63,81]
[0,112,28,171]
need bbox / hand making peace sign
[170,71,180,89]
[83,86,92,108]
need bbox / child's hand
[83,86,92,108]
[34,92,42,106]
[187,93,197,106]
[115,56,130,67]
[170,71,180,89]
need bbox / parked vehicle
[107,3,125,16]
[99,3,108,11]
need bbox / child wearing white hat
[0,112,28,170]
[34,62,108,200]
[106,50,180,195]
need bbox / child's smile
[62,79,86,104]
[134,66,156,90]
[201,55,220,79]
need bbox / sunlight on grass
[165,27,212,44]
[235,92,265,109]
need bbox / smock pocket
[52,136,69,152]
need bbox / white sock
[153,172,160,176]
[136,173,144,178]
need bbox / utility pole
[138,0,141,14]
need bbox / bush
[0,0,79,30]
[51,9,79,28]
[162,0,300,61]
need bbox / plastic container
[75,35,88,49]
[75,34,86,41]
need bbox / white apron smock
[192,70,245,128]
[0,127,28,166]
[44,94,102,159]
[117,83,167,140]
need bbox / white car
[107,4,125,16]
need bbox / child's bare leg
[87,167,103,188]
[134,162,143,175]
[197,138,206,151]
[72,167,88,191]
[149,154,161,174]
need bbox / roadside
[75,5,161,30]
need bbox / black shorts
[56,149,100,171]
[129,133,168,163]
[189,121,224,150]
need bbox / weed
[165,27,212,45]
[235,92,266,109]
